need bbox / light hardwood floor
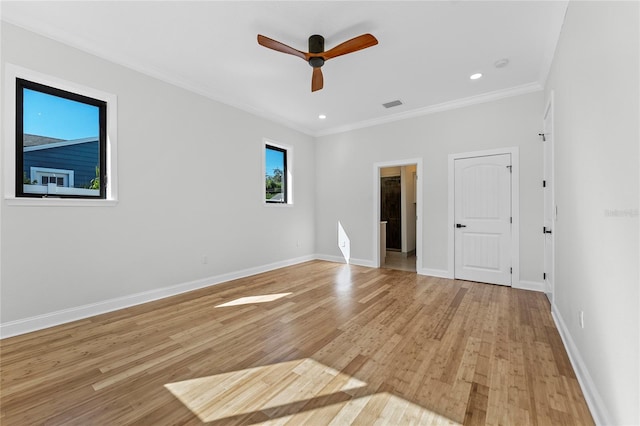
[0,261,593,425]
[382,251,417,273]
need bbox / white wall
[544,2,639,424]
[315,91,544,283]
[0,24,316,327]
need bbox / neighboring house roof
[23,134,65,147]
[23,134,99,152]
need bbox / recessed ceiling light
[470,73,483,80]
[318,114,327,120]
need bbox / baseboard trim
[402,249,416,258]
[317,256,451,276]
[418,268,452,279]
[349,258,376,268]
[315,254,347,264]
[551,304,611,425]
[314,254,376,268]
[514,280,545,293]
[0,255,316,339]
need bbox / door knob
[456,224,467,228]
[543,226,552,234]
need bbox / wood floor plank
[0,261,593,425]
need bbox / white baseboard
[0,255,315,339]
[315,254,347,264]
[314,254,376,268]
[418,268,452,279]
[349,257,376,268]
[551,304,610,425]
[514,280,545,293]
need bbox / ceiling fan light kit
[257,33,378,92]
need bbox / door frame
[372,158,423,269]
[543,92,555,303]
[447,147,520,286]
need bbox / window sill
[5,197,118,207]
[263,201,293,208]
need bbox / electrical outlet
[579,310,584,329]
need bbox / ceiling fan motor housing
[308,34,325,68]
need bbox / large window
[16,78,107,199]
[265,144,287,203]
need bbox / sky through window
[23,88,99,140]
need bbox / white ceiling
[1,1,568,136]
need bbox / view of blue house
[23,133,99,193]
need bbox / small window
[16,78,106,199]
[265,144,287,203]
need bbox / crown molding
[314,82,544,137]
[2,17,543,140]
[0,18,316,136]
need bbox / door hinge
[543,272,547,280]
[510,217,512,224]
[543,180,546,187]
[510,267,513,274]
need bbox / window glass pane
[21,87,101,197]
[265,146,285,202]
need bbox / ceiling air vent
[382,100,403,109]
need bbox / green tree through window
[265,145,287,203]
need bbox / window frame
[265,144,287,204]
[15,78,107,200]
[3,64,118,206]
[262,139,293,206]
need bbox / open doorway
[378,163,419,272]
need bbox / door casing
[372,158,423,269]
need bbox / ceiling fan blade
[322,33,378,60]
[312,67,324,92]
[257,34,307,60]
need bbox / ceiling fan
[257,33,378,92]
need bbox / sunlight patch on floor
[164,358,367,423]
[165,358,460,424]
[270,392,462,425]
[214,293,292,307]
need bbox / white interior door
[454,154,512,285]
[543,99,555,301]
